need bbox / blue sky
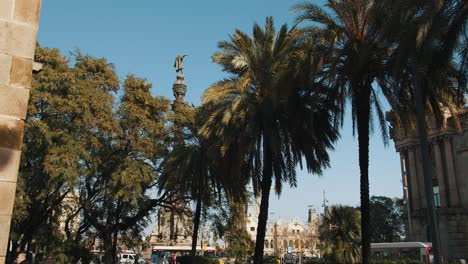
[38,0,403,229]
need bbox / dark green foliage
[369,196,405,243]
[79,73,171,263]
[10,46,174,264]
[319,205,361,264]
[224,202,254,261]
[159,103,234,256]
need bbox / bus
[371,242,432,264]
[151,245,216,264]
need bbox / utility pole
[322,190,328,215]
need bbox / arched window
[289,240,293,247]
[270,240,274,249]
[265,240,269,248]
[295,239,299,248]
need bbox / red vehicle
[371,242,432,264]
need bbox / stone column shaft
[0,0,42,263]
[433,141,448,208]
[407,149,422,210]
[443,138,461,207]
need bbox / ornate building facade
[149,206,192,246]
[245,198,320,256]
[388,107,468,260]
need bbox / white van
[120,252,136,263]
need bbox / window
[432,178,440,207]
[433,186,441,207]
[250,227,255,231]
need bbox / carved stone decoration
[172,75,187,103]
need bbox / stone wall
[0,0,42,262]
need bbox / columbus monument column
[150,55,192,248]
[0,0,42,262]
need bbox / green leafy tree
[9,46,119,263]
[224,202,254,263]
[200,17,339,264]
[320,205,361,264]
[369,196,405,243]
[79,74,171,264]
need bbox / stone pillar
[433,140,448,208]
[443,138,461,207]
[0,0,41,262]
[407,148,422,210]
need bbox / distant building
[245,198,320,256]
[58,191,80,237]
[388,107,468,260]
[149,205,193,246]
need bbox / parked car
[120,252,136,263]
[120,252,146,264]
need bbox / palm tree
[200,17,339,264]
[159,105,226,256]
[292,1,394,263]
[320,205,361,264]
[371,1,467,262]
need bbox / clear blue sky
[38,0,403,229]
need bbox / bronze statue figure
[174,54,188,74]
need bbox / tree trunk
[113,229,118,263]
[103,232,114,264]
[411,59,442,264]
[356,84,371,264]
[253,142,273,264]
[191,185,203,256]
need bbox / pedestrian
[15,252,30,264]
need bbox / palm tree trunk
[356,84,371,264]
[411,59,442,264]
[191,187,203,256]
[253,142,273,264]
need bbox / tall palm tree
[371,1,467,262]
[200,17,339,264]
[321,205,361,264]
[159,105,228,256]
[292,1,394,263]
